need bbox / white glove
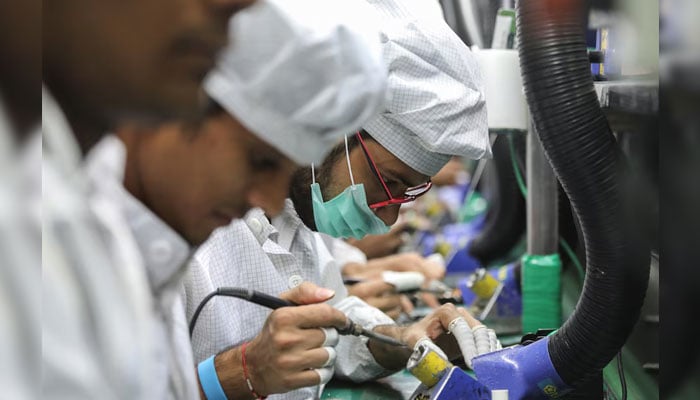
[448,317,502,369]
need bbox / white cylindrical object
[382,271,425,292]
[488,329,499,352]
[321,347,337,368]
[472,48,528,131]
[320,327,339,347]
[315,366,334,384]
[492,389,509,400]
[473,325,492,355]
[448,317,477,368]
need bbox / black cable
[189,287,406,347]
[189,288,223,336]
[189,287,262,336]
[617,351,628,400]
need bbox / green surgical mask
[310,136,390,239]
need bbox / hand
[346,222,409,259]
[346,279,413,319]
[400,303,498,366]
[229,283,348,396]
[417,291,441,309]
[347,252,445,281]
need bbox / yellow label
[408,351,450,388]
[472,272,499,299]
[543,384,560,398]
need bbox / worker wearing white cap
[183,1,498,399]
[205,0,386,166]
[84,0,389,398]
[289,0,491,240]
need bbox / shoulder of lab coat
[85,134,199,399]
[42,92,155,399]
[187,202,392,390]
[319,233,368,266]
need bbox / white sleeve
[332,296,396,382]
[319,233,368,266]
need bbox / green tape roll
[521,253,562,333]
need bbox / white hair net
[362,0,491,177]
[204,0,387,165]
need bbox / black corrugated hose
[516,0,649,388]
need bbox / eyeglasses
[356,131,433,210]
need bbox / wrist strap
[198,355,228,400]
[241,342,267,399]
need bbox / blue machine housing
[409,367,492,400]
[408,337,571,400]
[472,336,572,399]
[458,263,522,319]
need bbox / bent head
[118,101,296,245]
[44,0,255,129]
[289,130,431,236]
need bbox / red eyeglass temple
[356,132,433,210]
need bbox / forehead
[200,112,287,156]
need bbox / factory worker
[185,1,497,398]
[327,238,447,313]
[84,0,388,398]
[42,0,254,398]
[186,200,493,400]
[289,0,490,240]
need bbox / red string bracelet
[241,342,267,400]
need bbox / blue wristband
[198,355,228,400]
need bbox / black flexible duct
[468,134,526,265]
[516,0,649,387]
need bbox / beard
[289,156,343,232]
[289,166,317,231]
[289,134,367,232]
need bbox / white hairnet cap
[204,0,387,165]
[363,0,491,177]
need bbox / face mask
[310,136,390,239]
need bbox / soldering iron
[189,287,405,347]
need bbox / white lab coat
[184,200,395,400]
[0,99,39,400]
[41,90,154,399]
[85,135,200,400]
[320,234,368,268]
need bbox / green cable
[508,135,528,198]
[507,134,586,283]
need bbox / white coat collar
[86,135,192,294]
[42,87,83,182]
[243,208,278,246]
[271,199,304,251]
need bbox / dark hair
[289,130,374,231]
[201,97,227,119]
[178,97,228,138]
